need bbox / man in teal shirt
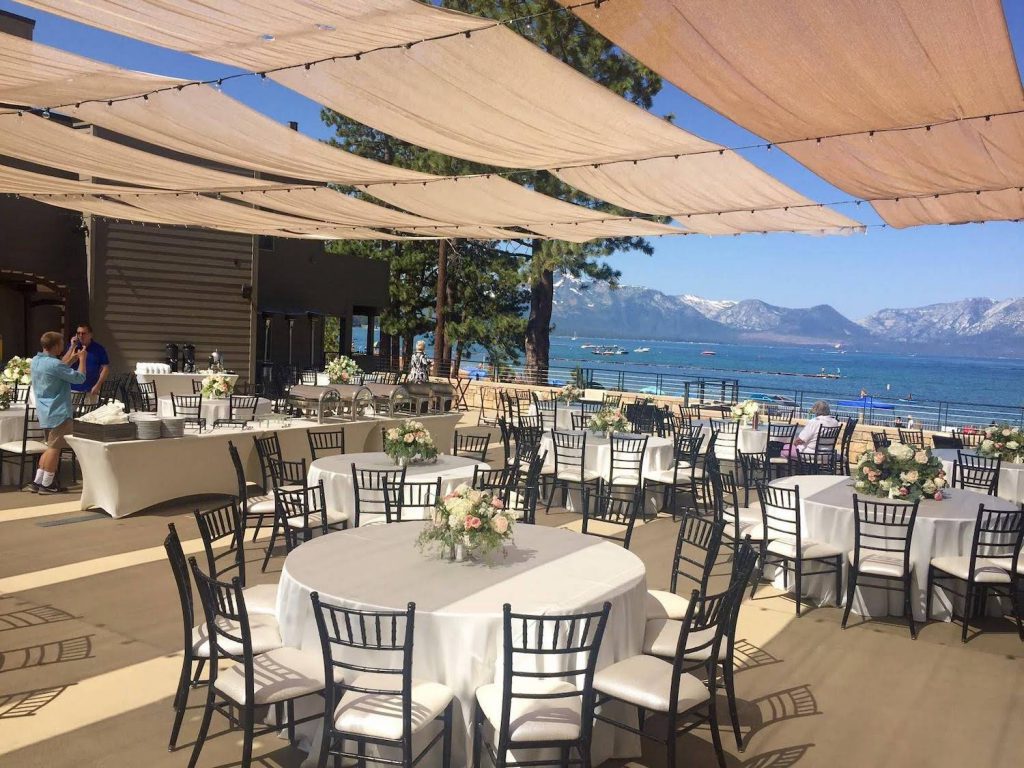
[29,331,87,493]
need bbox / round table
[934,448,1024,505]
[769,474,1018,621]
[308,452,484,526]
[136,372,239,399]
[275,523,646,766]
[156,395,271,423]
[0,404,28,485]
[694,419,768,459]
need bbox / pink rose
[404,433,415,444]
[492,515,509,534]
[900,487,909,496]
[466,516,482,529]
[491,497,505,510]
[934,492,943,500]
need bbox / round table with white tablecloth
[0,404,31,485]
[275,522,646,766]
[934,448,1024,506]
[156,395,271,424]
[308,452,484,527]
[539,431,674,480]
[768,474,1018,621]
[692,419,769,460]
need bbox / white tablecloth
[135,372,238,399]
[694,419,768,459]
[308,452,484,526]
[539,431,674,480]
[934,448,1024,505]
[276,523,646,766]
[66,414,462,518]
[156,395,272,423]
[769,475,1018,621]
[0,404,29,485]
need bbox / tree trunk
[402,332,414,371]
[433,239,448,377]
[525,266,554,386]
[443,272,455,374]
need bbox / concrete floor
[0,428,1022,768]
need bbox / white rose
[901,470,919,483]
[1007,441,1019,450]
[933,476,946,488]
[914,451,929,464]
[1002,428,1012,437]
[880,480,892,490]
[454,483,471,495]
[922,480,936,494]
[855,480,866,490]
[980,440,995,453]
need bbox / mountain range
[550,276,1024,355]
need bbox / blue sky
[3,0,1022,319]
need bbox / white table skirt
[769,475,1018,621]
[0,404,29,485]
[156,395,272,423]
[308,452,484,526]
[694,419,768,459]
[528,403,573,430]
[135,372,238,399]
[539,431,674,481]
[66,413,462,518]
[935,448,1024,506]
[276,523,646,767]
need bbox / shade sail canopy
[0,28,183,110]
[222,187,441,229]
[526,218,689,242]
[0,163,148,195]
[17,0,493,70]
[21,0,857,235]
[0,113,278,191]
[559,0,1024,226]
[872,188,1024,228]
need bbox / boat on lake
[633,346,650,353]
[701,350,717,356]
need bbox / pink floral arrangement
[417,483,514,559]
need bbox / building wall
[87,219,257,381]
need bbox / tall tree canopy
[322,0,663,381]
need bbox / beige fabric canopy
[222,188,441,229]
[0,164,147,195]
[526,218,688,243]
[0,113,276,191]
[873,189,1024,228]
[0,29,182,111]
[559,0,1024,226]
[677,208,864,236]
[17,0,492,70]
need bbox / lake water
[543,336,1023,409]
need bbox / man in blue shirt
[68,323,110,397]
[30,331,87,493]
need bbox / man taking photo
[68,323,110,400]
[29,331,87,493]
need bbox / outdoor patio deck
[0,415,1021,768]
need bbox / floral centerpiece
[556,382,583,403]
[588,407,630,436]
[854,443,947,501]
[730,399,760,425]
[1,356,30,386]
[977,424,1024,464]
[200,373,234,399]
[417,484,514,561]
[0,380,12,410]
[325,355,362,385]
[384,420,438,466]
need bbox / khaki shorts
[44,419,74,450]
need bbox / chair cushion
[0,440,47,454]
[285,508,350,529]
[593,655,708,714]
[643,618,723,662]
[476,678,581,743]
[930,555,1012,584]
[851,551,907,578]
[608,472,642,486]
[555,468,601,483]
[737,520,766,541]
[214,646,330,705]
[645,589,691,621]
[248,497,276,516]
[191,614,282,658]
[242,583,279,617]
[767,538,843,560]
[333,672,454,740]
[644,467,699,485]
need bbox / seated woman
[782,400,840,459]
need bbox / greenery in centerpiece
[588,407,630,435]
[854,444,947,501]
[978,424,1024,464]
[200,373,234,399]
[325,355,362,384]
[556,382,583,403]
[1,356,30,386]
[730,399,760,425]
[384,420,438,465]
[417,484,514,560]
[0,380,12,409]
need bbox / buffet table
[769,474,1018,620]
[156,395,272,423]
[66,413,461,518]
[276,523,646,766]
[934,448,1024,505]
[308,452,483,526]
[135,372,238,399]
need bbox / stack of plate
[132,414,163,440]
[161,417,186,438]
